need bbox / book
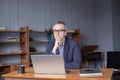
[80,69,103,77]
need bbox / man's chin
[56,39,62,41]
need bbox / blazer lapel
[50,40,55,51]
[63,38,70,58]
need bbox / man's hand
[54,40,62,49]
[52,40,63,54]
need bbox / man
[46,21,82,69]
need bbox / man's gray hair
[53,21,68,30]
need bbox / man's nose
[56,31,60,35]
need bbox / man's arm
[46,41,54,54]
[65,43,82,69]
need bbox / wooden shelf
[0,30,26,33]
[0,64,18,75]
[30,52,45,54]
[29,30,46,33]
[29,40,49,43]
[0,26,29,75]
[67,30,75,33]
[29,30,78,34]
[0,41,23,43]
[0,64,18,67]
[0,53,25,56]
[28,30,51,56]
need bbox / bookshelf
[0,27,29,75]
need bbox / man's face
[52,24,67,41]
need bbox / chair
[81,45,103,68]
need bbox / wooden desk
[2,67,113,80]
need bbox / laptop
[31,54,66,74]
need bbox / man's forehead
[53,24,65,29]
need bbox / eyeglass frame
[52,29,66,34]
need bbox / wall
[92,0,120,67]
[92,0,113,67]
[0,0,96,46]
[112,0,120,51]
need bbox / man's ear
[65,31,67,36]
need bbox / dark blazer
[46,37,82,69]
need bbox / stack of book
[8,37,19,41]
[80,69,103,77]
[0,26,6,31]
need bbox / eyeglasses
[52,29,66,34]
